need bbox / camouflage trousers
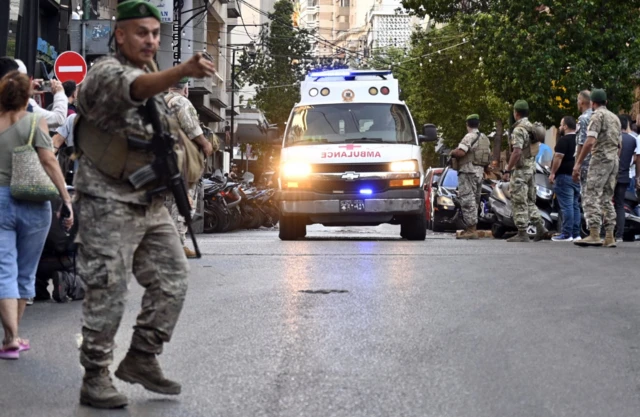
[76,193,189,370]
[511,167,541,230]
[583,158,618,231]
[580,160,590,197]
[164,186,197,246]
[458,172,482,227]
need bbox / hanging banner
[146,0,174,24]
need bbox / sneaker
[26,298,34,306]
[552,233,573,242]
[573,236,582,241]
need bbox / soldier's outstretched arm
[131,53,216,102]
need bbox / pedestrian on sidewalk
[549,116,580,242]
[72,0,215,409]
[502,100,547,242]
[573,89,621,247]
[450,114,491,239]
[0,71,73,360]
[613,115,637,241]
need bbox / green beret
[466,114,479,121]
[178,77,190,85]
[117,0,161,22]
[514,100,529,111]
[591,88,607,103]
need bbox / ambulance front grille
[311,163,390,174]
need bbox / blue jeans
[554,174,581,237]
[0,187,52,299]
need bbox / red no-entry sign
[54,51,87,84]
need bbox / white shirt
[29,91,68,129]
[56,114,77,146]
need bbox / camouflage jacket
[587,106,621,162]
[164,91,203,141]
[74,54,175,205]
[577,108,593,164]
[456,129,485,178]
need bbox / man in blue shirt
[536,137,553,168]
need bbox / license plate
[339,199,365,212]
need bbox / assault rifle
[143,97,202,258]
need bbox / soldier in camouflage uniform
[576,90,593,196]
[164,77,213,258]
[450,114,491,239]
[73,0,216,409]
[502,100,547,242]
[573,89,621,248]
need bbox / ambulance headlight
[389,160,418,172]
[309,88,319,97]
[321,88,330,96]
[282,161,312,178]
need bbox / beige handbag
[10,114,59,201]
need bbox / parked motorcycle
[489,163,555,239]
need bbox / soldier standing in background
[73,0,215,409]
[164,77,214,258]
[502,100,547,242]
[576,90,593,196]
[573,89,621,247]
[450,114,491,239]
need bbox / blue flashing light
[307,69,392,81]
[360,189,373,195]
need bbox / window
[441,169,458,189]
[285,103,416,146]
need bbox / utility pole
[16,0,39,75]
[230,47,236,159]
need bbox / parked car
[424,167,444,230]
[431,167,496,232]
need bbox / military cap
[117,0,161,22]
[466,114,479,121]
[591,88,607,103]
[178,77,190,85]
[514,100,529,111]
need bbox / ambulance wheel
[279,215,307,241]
[401,213,427,241]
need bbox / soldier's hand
[200,140,214,157]
[549,173,555,184]
[57,200,74,231]
[182,53,216,79]
[636,177,640,190]
[50,79,63,94]
[572,166,580,183]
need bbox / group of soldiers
[450,90,622,247]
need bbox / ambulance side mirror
[420,124,438,143]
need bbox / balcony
[190,77,214,95]
[211,86,229,108]
[227,0,240,18]
[335,6,349,17]
[335,21,349,31]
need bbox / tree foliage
[239,0,312,132]
[402,0,640,126]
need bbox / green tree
[402,1,640,125]
[238,0,312,132]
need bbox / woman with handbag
[0,71,73,360]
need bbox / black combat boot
[80,368,128,409]
[115,349,181,395]
[506,229,530,242]
[533,221,548,242]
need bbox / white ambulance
[277,69,436,241]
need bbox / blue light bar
[307,69,392,81]
[360,189,373,195]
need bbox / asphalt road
[2,225,640,417]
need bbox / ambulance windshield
[285,103,415,146]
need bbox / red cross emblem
[338,144,362,151]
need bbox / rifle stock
[145,98,202,258]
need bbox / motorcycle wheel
[249,209,264,229]
[242,206,255,229]
[214,206,230,233]
[203,208,219,233]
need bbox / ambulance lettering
[321,144,381,159]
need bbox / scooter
[489,163,555,239]
[621,189,640,241]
